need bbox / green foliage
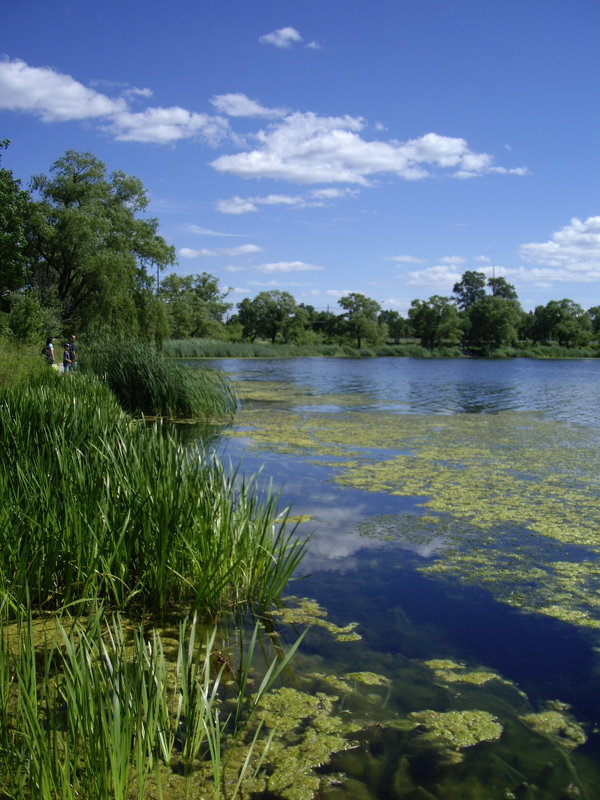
[452,270,486,310]
[0,337,48,387]
[337,292,385,349]
[82,338,236,419]
[0,140,33,313]
[160,272,232,339]
[464,295,523,354]
[408,295,463,349]
[26,150,175,335]
[0,609,305,800]
[0,373,305,613]
[236,290,300,343]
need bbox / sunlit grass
[82,338,236,419]
[0,373,305,614]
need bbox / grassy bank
[163,338,459,359]
[0,338,311,797]
[0,370,304,613]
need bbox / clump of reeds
[0,605,302,800]
[82,338,236,419]
[0,374,305,613]
[0,337,49,388]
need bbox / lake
[196,357,600,799]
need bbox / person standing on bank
[42,337,55,366]
[68,334,78,372]
[63,342,72,374]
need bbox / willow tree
[26,150,175,335]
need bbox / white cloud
[211,92,286,119]
[0,58,126,121]
[440,255,466,265]
[406,265,464,289]
[258,27,303,48]
[217,197,259,214]
[0,57,229,146]
[224,244,263,256]
[179,247,218,258]
[216,186,358,214]
[109,107,228,145]
[211,113,527,185]
[179,243,262,259]
[386,254,426,264]
[185,225,246,237]
[255,261,324,273]
[519,216,600,275]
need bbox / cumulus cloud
[211,113,527,185]
[258,27,303,48]
[406,265,464,290]
[0,57,229,145]
[109,107,229,145]
[519,216,600,276]
[0,58,126,120]
[211,92,286,119]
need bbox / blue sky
[1,0,599,315]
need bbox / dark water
[196,357,600,799]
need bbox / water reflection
[206,356,600,426]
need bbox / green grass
[0,372,305,614]
[0,337,49,388]
[82,338,236,419]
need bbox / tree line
[2,143,599,354]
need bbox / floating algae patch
[405,709,503,765]
[228,397,600,630]
[423,658,505,687]
[519,702,587,750]
[269,596,362,642]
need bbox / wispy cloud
[179,243,263,259]
[184,225,246,237]
[258,27,303,48]
[217,187,359,214]
[211,92,286,119]
[386,254,426,264]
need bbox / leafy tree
[379,309,408,342]
[337,292,384,349]
[453,270,486,311]
[0,140,33,312]
[160,272,231,339]
[408,295,462,349]
[587,306,600,337]
[488,276,518,300]
[464,296,523,353]
[26,150,175,334]
[237,290,298,343]
[530,299,592,347]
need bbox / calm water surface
[198,357,600,799]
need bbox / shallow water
[193,357,600,799]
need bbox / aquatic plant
[225,379,600,631]
[0,607,309,800]
[82,338,236,419]
[0,374,305,613]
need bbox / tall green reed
[0,373,305,614]
[82,338,236,419]
[1,607,302,800]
